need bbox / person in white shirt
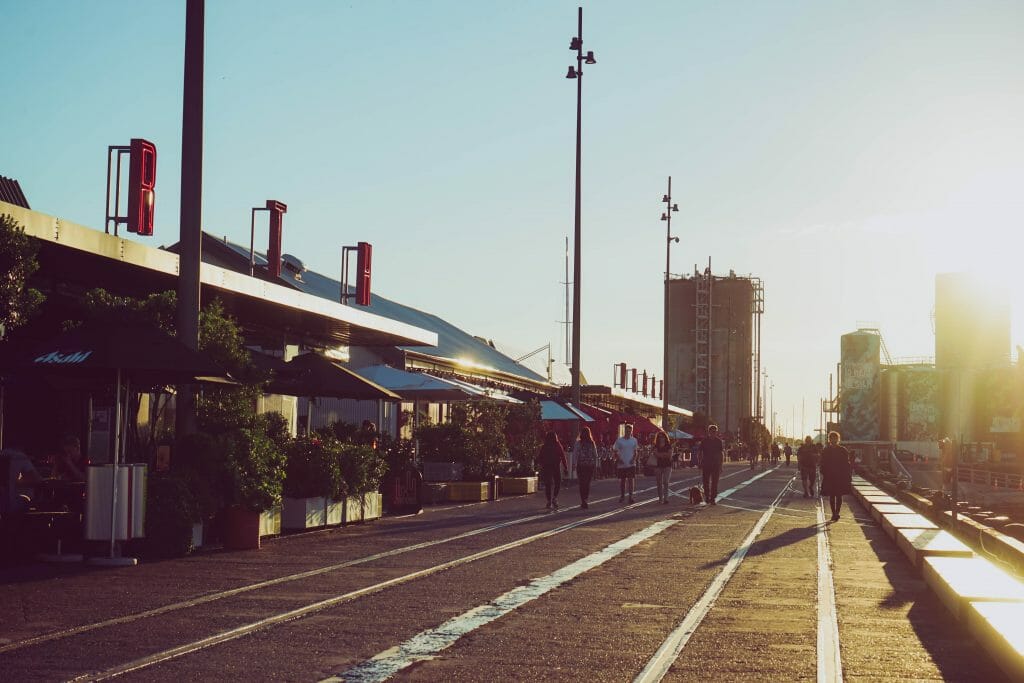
[613,424,640,504]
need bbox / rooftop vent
[282,253,305,279]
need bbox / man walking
[796,436,819,497]
[700,425,725,505]
[613,424,639,504]
[783,442,793,468]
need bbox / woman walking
[572,426,599,509]
[819,431,852,521]
[653,431,673,504]
[537,431,568,510]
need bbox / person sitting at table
[51,435,86,482]
[1,448,43,518]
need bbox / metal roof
[0,176,30,209]
[1,201,437,349]
[207,236,550,387]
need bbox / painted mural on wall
[980,366,1022,435]
[899,367,938,441]
[840,333,880,441]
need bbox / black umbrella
[1,322,232,385]
[270,352,400,400]
[0,322,234,564]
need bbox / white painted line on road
[71,494,683,682]
[326,519,680,683]
[634,476,794,683]
[816,500,843,683]
[0,510,558,657]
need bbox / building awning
[352,365,475,401]
[540,400,594,422]
[4,202,437,349]
[269,353,401,400]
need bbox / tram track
[0,470,760,682]
[0,471,732,659]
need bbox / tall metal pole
[571,6,584,420]
[566,6,595,431]
[176,0,204,438]
[661,176,678,431]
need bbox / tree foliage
[0,213,44,337]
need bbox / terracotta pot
[222,505,261,550]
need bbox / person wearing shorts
[613,424,639,504]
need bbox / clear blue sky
[5,1,1024,437]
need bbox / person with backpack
[572,426,599,509]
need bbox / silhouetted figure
[700,425,724,505]
[652,431,673,504]
[572,426,598,509]
[613,424,639,504]
[820,431,852,521]
[537,431,568,510]
[784,443,793,468]
[797,436,819,497]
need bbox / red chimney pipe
[265,200,287,277]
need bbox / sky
[4,0,1024,439]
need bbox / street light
[566,6,596,425]
[661,176,679,431]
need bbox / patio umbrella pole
[92,370,138,566]
[108,369,122,559]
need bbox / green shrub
[141,474,199,559]
[284,435,346,500]
[339,443,387,494]
[219,428,286,511]
[172,431,223,518]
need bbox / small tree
[505,399,541,474]
[0,213,44,338]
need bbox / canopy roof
[352,364,475,401]
[204,236,551,389]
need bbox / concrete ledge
[922,556,1024,620]
[894,527,973,568]
[881,513,938,541]
[966,602,1024,682]
[862,494,899,505]
[870,503,914,524]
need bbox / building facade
[665,268,760,435]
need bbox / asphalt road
[0,464,1009,682]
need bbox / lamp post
[566,6,596,426]
[661,176,679,431]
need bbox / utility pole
[176,0,204,438]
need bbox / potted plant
[499,400,541,495]
[282,435,347,530]
[218,427,286,550]
[139,473,200,559]
[415,422,467,483]
[339,443,387,523]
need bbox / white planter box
[282,496,327,530]
[362,492,383,521]
[259,506,281,537]
[343,495,363,525]
[326,499,344,526]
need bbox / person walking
[796,436,819,497]
[537,431,568,510]
[783,443,793,468]
[700,425,725,505]
[613,424,640,504]
[819,431,853,521]
[572,426,599,509]
[771,441,781,465]
[652,431,674,504]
